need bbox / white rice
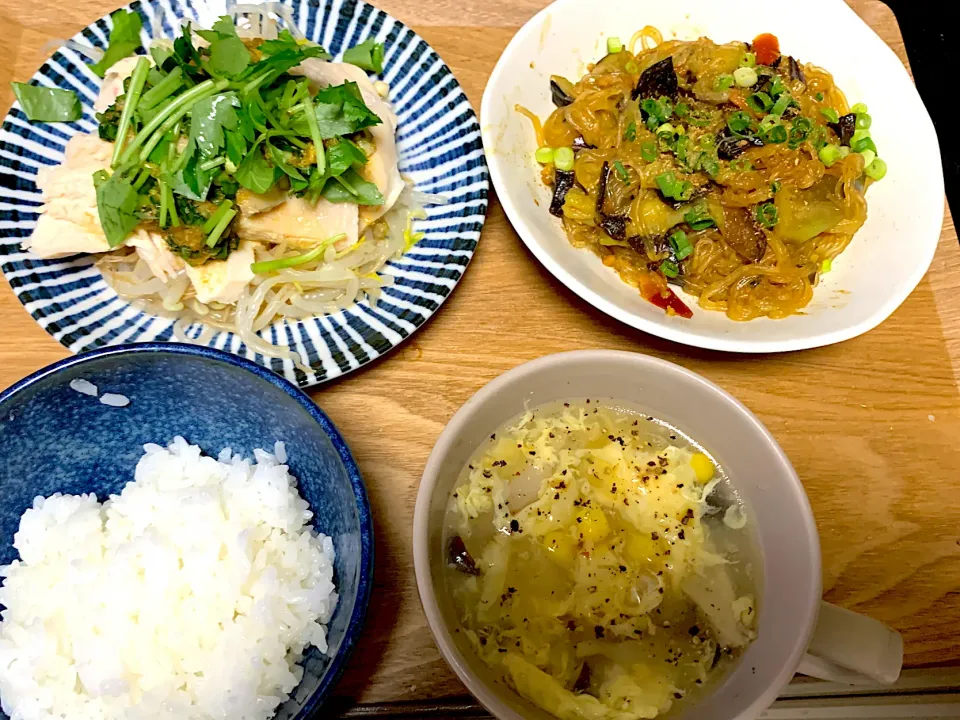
[98,392,130,408]
[0,438,337,720]
[69,378,98,397]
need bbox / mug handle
[796,601,903,685]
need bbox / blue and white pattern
[0,0,488,388]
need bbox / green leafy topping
[11,83,81,122]
[314,82,382,138]
[342,39,385,73]
[93,170,140,247]
[90,10,144,78]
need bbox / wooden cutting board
[0,0,958,712]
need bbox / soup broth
[443,399,759,720]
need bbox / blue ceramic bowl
[0,343,373,719]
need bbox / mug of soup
[413,350,902,720]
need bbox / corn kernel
[542,530,577,566]
[576,507,610,543]
[691,453,715,483]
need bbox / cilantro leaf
[259,30,329,60]
[342,39,384,73]
[90,10,143,78]
[169,153,214,201]
[225,130,247,169]
[150,45,174,68]
[207,36,251,77]
[236,146,280,194]
[322,168,384,205]
[93,170,140,247]
[268,144,305,181]
[197,15,238,42]
[325,138,368,176]
[11,83,81,122]
[189,92,239,158]
[313,82,381,139]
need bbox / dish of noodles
[14,7,449,371]
[443,400,757,720]
[519,29,887,321]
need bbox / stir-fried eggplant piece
[600,215,627,241]
[829,113,857,146]
[716,130,764,160]
[448,535,481,576]
[720,206,767,262]
[550,79,574,108]
[632,57,678,100]
[549,170,576,217]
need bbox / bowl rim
[0,341,375,718]
[413,349,821,720]
[479,0,945,354]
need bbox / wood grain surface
[1,0,958,710]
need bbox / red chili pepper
[752,33,781,66]
[648,288,694,319]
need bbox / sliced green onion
[850,128,871,146]
[858,149,876,168]
[655,171,678,196]
[659,259,679,278]
[815,92,824,102]
[864,157,887,181]
[674,103,690,118]
[640,141,657,163]
[771,93,792,118]
[204,208,237,248]
[656,122,676,136]
[759,114,779,133]
[851,102,868,114]
[820,107,840,124]
[755,202,778,228]
[684,202,715,230]
[110,57,151,168]
[771,180,781,194]
[554,146,575,171]
[606,36,623,54]
[733,67,758,88]
[838,146,851,159]
[250,234,347,274]
[767,76,786,98]
[625,60,639,74]
[613,160,629,181]
[746,92,773,114]
[739,51,757,68]
[727,111,752,134]
[669,230,693,260]
[535,146,555,164]
[139,67,184,112]
[763,124,787,144]
[202,200,234,235]
[821,258,832,273]
[623,121,637,142]
[701,157,720,178]
[715,74,734,91]
[855,113,872,130]
[818,144,841,167]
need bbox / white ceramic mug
[414,351,902,720]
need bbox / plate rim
[0,0,489,385]
[480,0,944,354]
[0,340,376,718]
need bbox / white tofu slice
[125,229,184,282]
[236,197,359,250]
[184,241,256,305]
[25,134,114,259]
[293,59,405,227]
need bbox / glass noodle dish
[444,400,758,720]
[16,6,443,368]
[521,29,886,321]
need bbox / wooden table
[1,0,958,713]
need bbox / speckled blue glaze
[0,343,373,720]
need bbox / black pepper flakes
[651,532,660,541]
[689,625,700,636]
[678,529,685,540]
[619,565,627,572]
[594,625,604,639]
[482,470,492,479]
[674,692,683,700]
[509,519,520,533]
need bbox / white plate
[480,0,944,353]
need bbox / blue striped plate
[0,0,488,388]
